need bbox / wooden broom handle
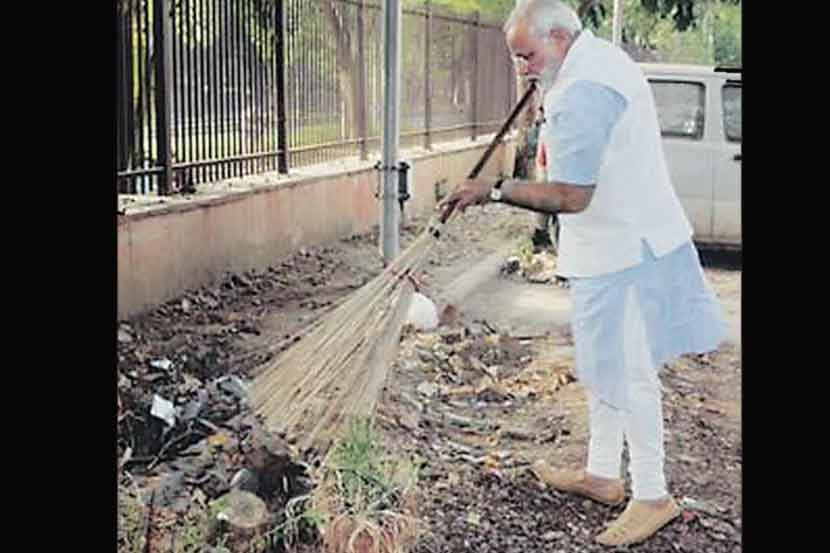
[439,80,539,224]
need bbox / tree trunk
[321,0,361,139]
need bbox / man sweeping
[437,0,728,546]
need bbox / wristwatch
[490,178,507,202]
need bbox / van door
[648,79,714,241]
[712,81,742,244]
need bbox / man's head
[504,0,583,91]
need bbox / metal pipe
[380,0,402,263]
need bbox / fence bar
[206,0,213,180]
[248,0,256,174]
[117,0,514,194]
[173,0,182,183]
[424,1,432,150]
[135,0,147,192]
[198,0,207,183]
[221,0,230,179]
[171,150,284,169]
[276,0,288,173]
[471,10,479,142]
[356,0,368,160]
[118,166,165,178]
[152,0,174,194]
[212,0,219,179]
[256,2,264,174]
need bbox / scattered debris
[118,327,134,343]
[150,394,176,427]
[117,206,740,553]
[501,256,521,275]
[150,358,174,372]
[417,381,440,398]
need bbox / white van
[641,64,742,249]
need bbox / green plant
[175,511,212,553]
[328,419,399,513]
[118,483,147,553]
[515,237,536,267]
[309,419,422,553]
[268,494,328,550]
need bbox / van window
[723,84,742,143]
[648,80,706,140]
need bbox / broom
[249,81,539,452]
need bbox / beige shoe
[530,460,625,506]
[595,497,681,547]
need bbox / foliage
[587,0,741,65]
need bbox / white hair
[504,0,583,38]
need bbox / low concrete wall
[118,136,515,320]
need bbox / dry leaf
[208,432,232,450]
[441,384,477,398]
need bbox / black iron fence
[116,0,516,195]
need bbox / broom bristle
[249,224,441,451]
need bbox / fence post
[117,5,129,193]
[356,0,368,161]
[153,0,174,195]
[423,1,432,150]
[471,10,479,142]
[275,0,289,174]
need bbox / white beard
[537,61,561,93]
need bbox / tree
[320,0,362,139]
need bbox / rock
[181,298,192,313]
[243,424,304,501]
[542,531,565,541]
[210,490,271,550]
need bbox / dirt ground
[117,203,741,552]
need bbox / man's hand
[436,177,497,222]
